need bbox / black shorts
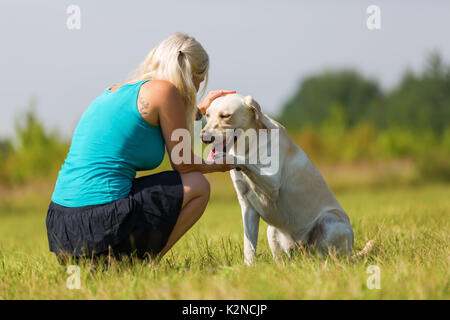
[46,170,184,260]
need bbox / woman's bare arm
[138,80,236,174]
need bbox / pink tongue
[207,148,215,162]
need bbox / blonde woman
[46,33,236,262]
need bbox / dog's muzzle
[200,130,215,144]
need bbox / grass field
[0,165,449,300]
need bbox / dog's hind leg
[267,226,296,261]
[267,225,282,261]
[307,212,354,255]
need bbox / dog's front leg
[240,164,280,201]
[241,204,260,266]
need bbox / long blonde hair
[129,33,209,133]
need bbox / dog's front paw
[244,253,257,266]
[244,258,256,266]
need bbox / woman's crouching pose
[46,33,236,262]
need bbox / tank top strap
[134,79,151,89]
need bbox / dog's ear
[244,96,267,129]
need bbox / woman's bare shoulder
[141,80,179,96]
[140,80,183,109]
[137,80,185,126]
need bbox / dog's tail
[351,240,375,259]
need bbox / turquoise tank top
[52,80,165,207]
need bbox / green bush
[0,108,68,185]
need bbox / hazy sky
[1,0,450,138]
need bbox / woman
[46,33,236,262]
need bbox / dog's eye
[219,114,231,119]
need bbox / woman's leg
[157,171,210,259]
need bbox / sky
[1,0,450,139]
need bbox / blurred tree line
[0,100,68,185]
[278,52,450,181]
[279,52,450,134]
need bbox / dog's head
[200,94,266,160]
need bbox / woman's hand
[205,153,239,173]
[209,162,238,173]
[198,90,236,115]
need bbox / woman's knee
[180,172,210,206]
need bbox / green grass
[0,173,449,299]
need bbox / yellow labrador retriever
[200,94,360,265]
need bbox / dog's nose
[200,130,215,143]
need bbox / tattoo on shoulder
[138,95,150,116]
